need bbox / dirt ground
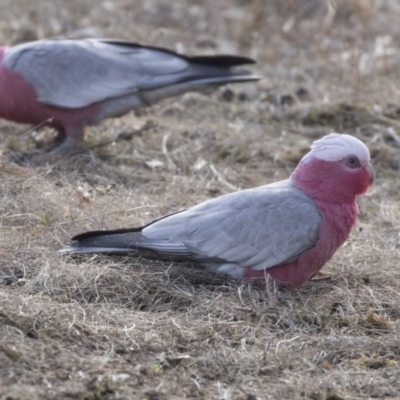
[1,0,400,399]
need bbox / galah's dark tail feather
[61,226,193,262]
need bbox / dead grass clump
[351,353,398,370]
[357,309,392,335]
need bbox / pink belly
[0,64,100,133]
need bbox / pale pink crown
[301,133,370,166]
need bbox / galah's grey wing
[5,38,258,109]
[64,180,322,271]
[142,180,322,270]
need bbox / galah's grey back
[62,179,322,271]
[5,38,260,109]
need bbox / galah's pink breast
[0,48,100,134]
[242,200,357,287]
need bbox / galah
[62,133,374,287]
[0,38,259,149]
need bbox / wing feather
[141,180,322,270]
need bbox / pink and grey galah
[62,133,374,287]
[0,38,259,149]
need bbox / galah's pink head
[291,133,374,203]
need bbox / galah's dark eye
[344,154,361,169]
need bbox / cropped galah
[62,133,374,287]
[0,38,259,149]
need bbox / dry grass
[1,0,400,399]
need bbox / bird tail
[140,75,258,105]
[177,54,261,85]
[187,55,256,67]
[139,55,260,104]
[60,228,144,255]
[60,226,192,262]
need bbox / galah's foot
[32,142,88,164]
[18,141,87,165]
[3,144,87,167]
[48,140,86,156]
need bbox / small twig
[386,127,400,147]
[275,336,300,355]
[162,132,177,169]
[3,213,42,220]
[374,114,400,132]
[210,164,238,191]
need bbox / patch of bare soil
[1,1,400,399]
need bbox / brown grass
[1,0,400,399]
